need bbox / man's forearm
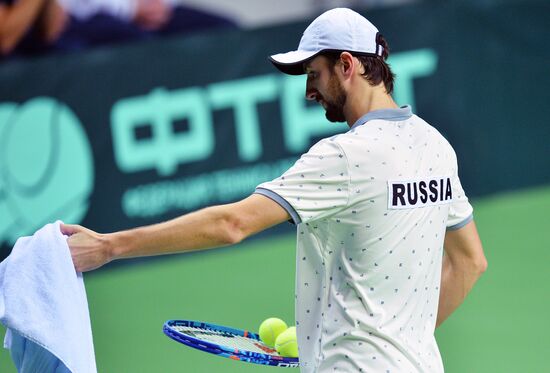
[109,205,245,260]
[436,254,486,327]
[64,204,245,272]
[0,0,47,54]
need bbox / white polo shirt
[255,106,472,373]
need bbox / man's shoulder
[409,114,454,145]
[307,134,347,153]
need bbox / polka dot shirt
[255,106,473,373]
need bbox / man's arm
[436,220,487,327]
[62,194,290,272]
[0,0,48,55]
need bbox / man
[55,0,236,41]
[62,8,487,372]
[0,0,66,57]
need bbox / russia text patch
[387,177,452,209]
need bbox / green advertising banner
[1,1,549,259]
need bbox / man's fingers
[60,224,110,272]
[60,223,82,236]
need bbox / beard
[323,73,347,123]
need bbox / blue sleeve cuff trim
[447,213,473,231]
[254,188,302,225]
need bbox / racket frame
[163,319,300,368]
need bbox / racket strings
[173,325,277,355]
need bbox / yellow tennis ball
[258,318,288,347]
[275,326,298,358]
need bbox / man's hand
[38,0,69,43]
[133,0,171,31]
[61,224,113,272]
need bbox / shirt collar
[350,105,413,129]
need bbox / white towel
[0,221,97,373]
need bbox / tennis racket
[163,319,300,368]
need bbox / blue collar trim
[350,105,413,129]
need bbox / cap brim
[269,50,320,75]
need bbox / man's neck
[344,84,398,127]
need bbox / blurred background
[1,0,549,372]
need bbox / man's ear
[338,52,355,77]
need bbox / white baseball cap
[270,8,383,75]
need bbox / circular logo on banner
[0,98,94,245]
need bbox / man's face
[304,56,347,123]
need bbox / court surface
[1,185,549,372]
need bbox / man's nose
[305,87,317,101]
[305,77,317,101]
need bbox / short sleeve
[447,152,473,230]
[255,139,350,224]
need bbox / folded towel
[0,221,97,373]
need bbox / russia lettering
[388,177,452,209]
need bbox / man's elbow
[467,250,488,278]
[476,254,488,276]
[451,250,488,278]
[0,37,10,55]
[217,212,248,246]
[0,35,17,56]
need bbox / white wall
[177,0,419,29]
[178,0,317,28]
